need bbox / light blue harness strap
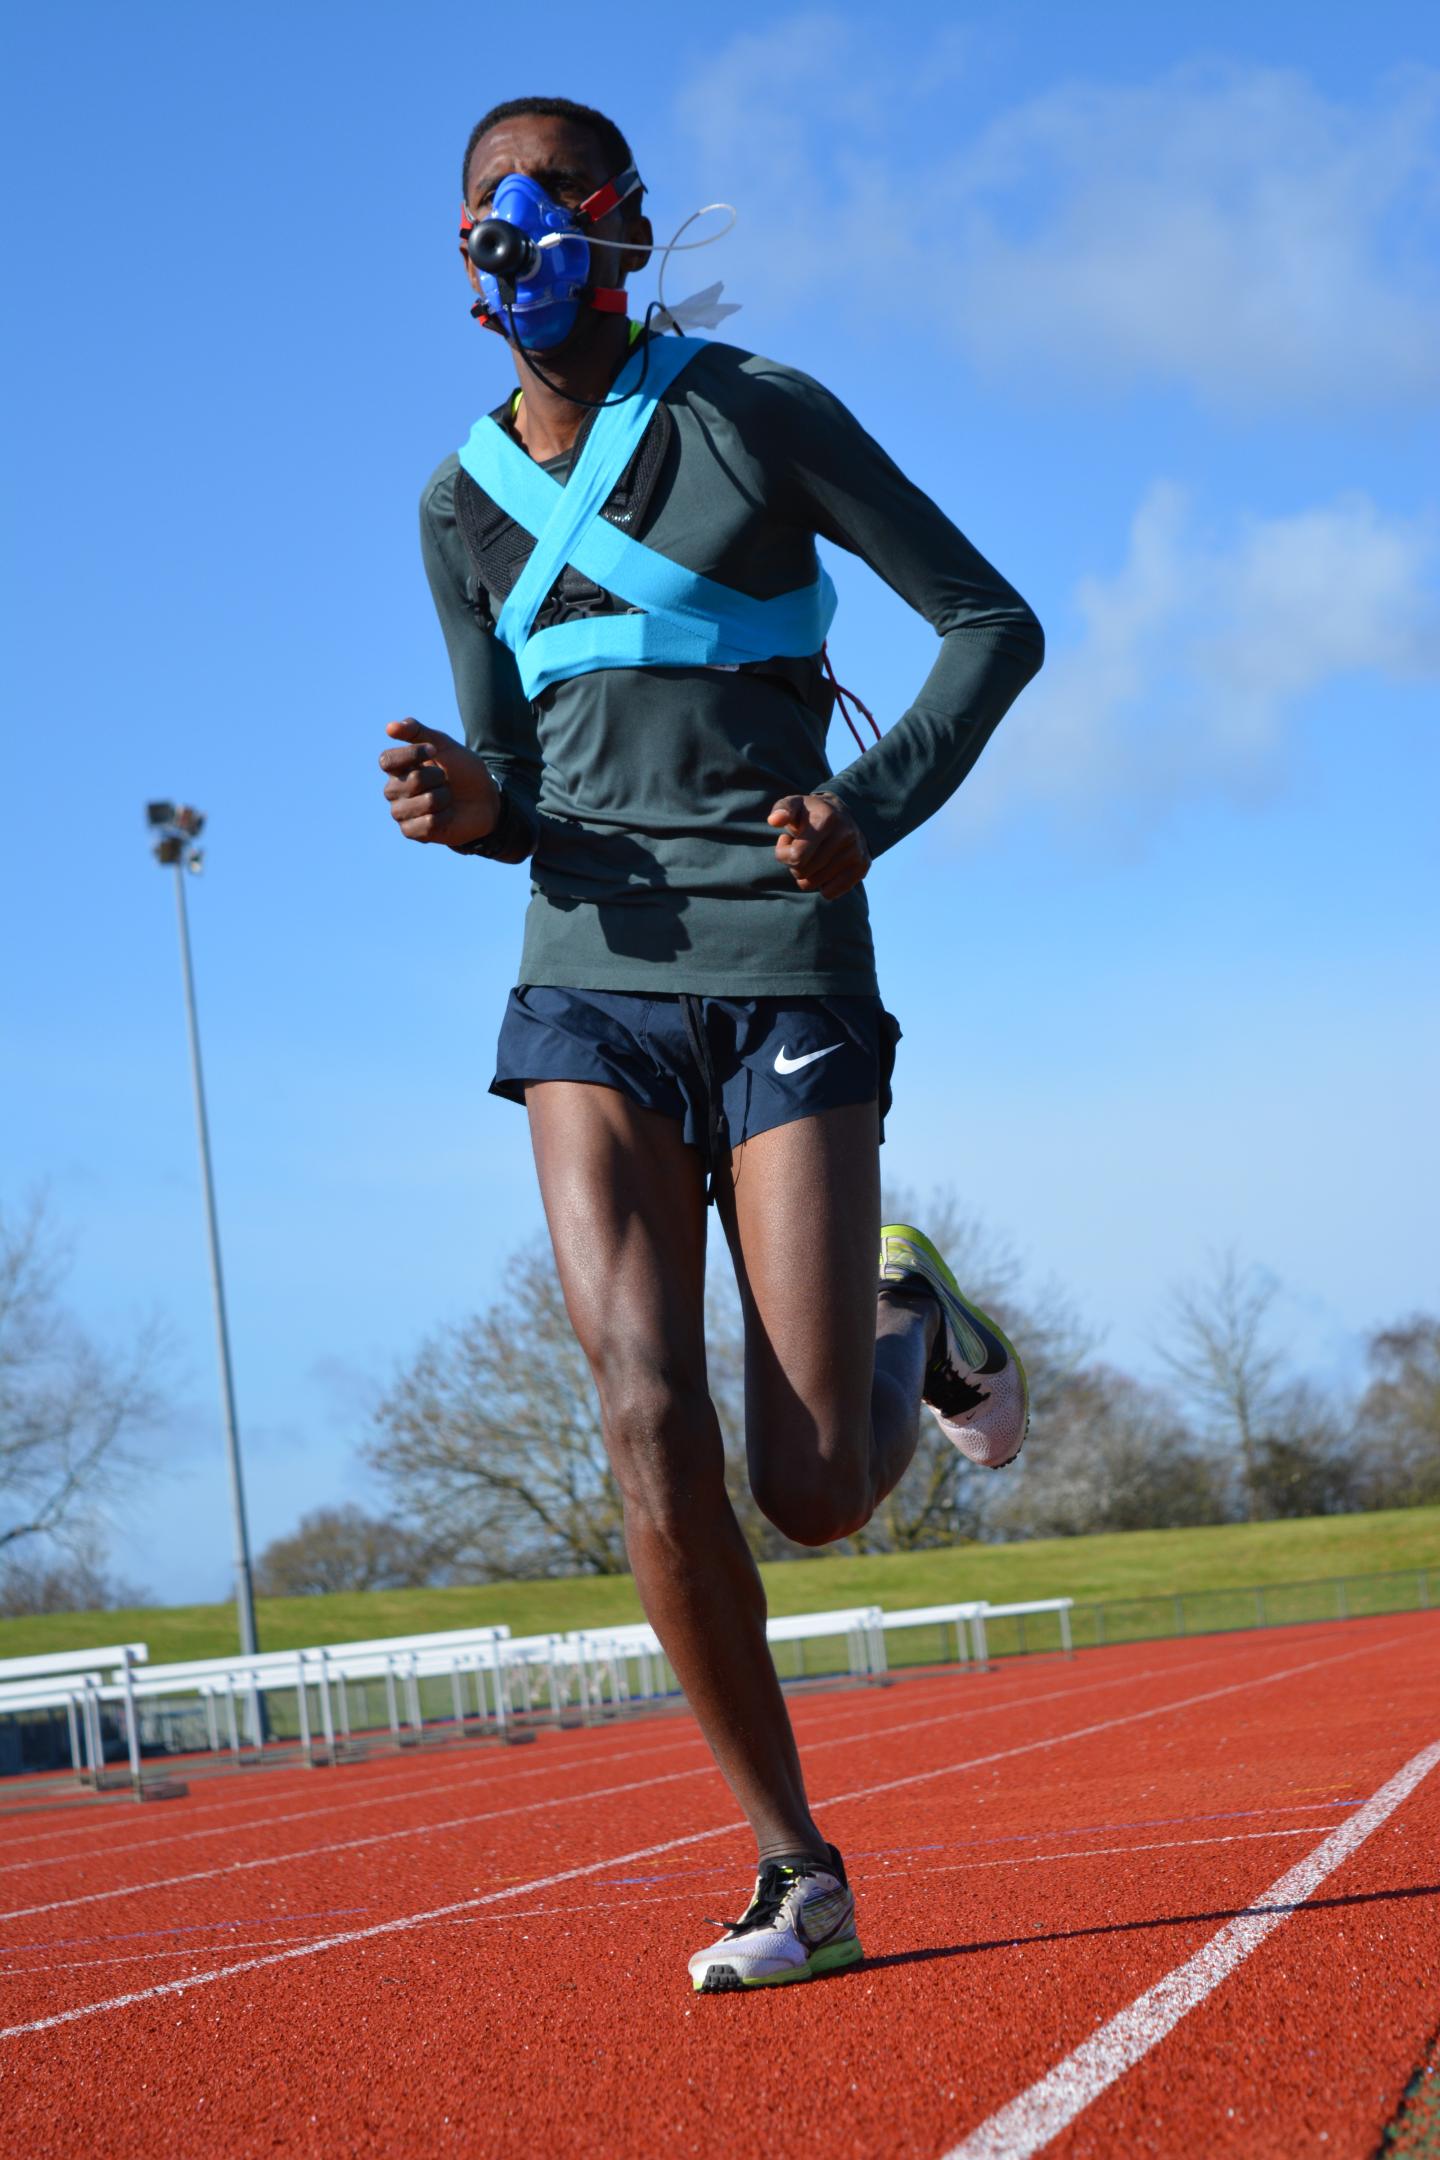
[519,574,838,699]
[457,419,567,543]
[494,336,706,653]
[455,333,838,700]
[460,417,779,633]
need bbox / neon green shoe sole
[880,1222,1029,1468]
[692,1935,864,1992]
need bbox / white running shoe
[688,1845,862,1993]
[879,1223,1029,1469]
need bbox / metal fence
[9,1569,1437,1777]
[885,1565,1439,1669]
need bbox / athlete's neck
[508,314,635,461]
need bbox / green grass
[2,1507,1437,1665]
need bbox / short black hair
[461,97,638,203]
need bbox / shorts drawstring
[679,994,728,1207]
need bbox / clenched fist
[379,718,500,850]
[767,792,870,901]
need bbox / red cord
[821,645,882,756]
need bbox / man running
[379,95,1043,1992]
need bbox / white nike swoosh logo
[774,1043,845,1075]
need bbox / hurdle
[0,1645,156,1798]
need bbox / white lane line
[0,1635,1407,1926]
[0,1812,1352,1968]
[0,1659,1050,1869]
[0,1661,971,1860]
[2,1826,1326,1973]
[816,1629,1424,1814]
[0,1667,981,1868]
[0,1764,720,1923]
[0,1629,1419,2038]
[427,1826,1327,1927]
[0,1709,764,1863]
[0,1731,707,1876]
[0,1646,1256,1895]
[0,1818,749,2037]
[10,1617,1427,1868]
[0,1641,1303,1918]
[1,1935,337,1975]
[941,1736,1440,2160]
[0,1724,711,1862]
[0,1691,954,1873]
[2,1802,1372,1976]
[0,1637,1245,1869]
[433,1826,1329,1921]
[913,1825,1331,1875]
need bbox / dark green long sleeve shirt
[420,338,1042,997]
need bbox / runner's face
[461,114,647,306]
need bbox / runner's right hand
[380,718,500,849]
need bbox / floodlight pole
[166,845,261,1664]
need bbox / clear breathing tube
[504,202,737,410]
[537,202,738,324]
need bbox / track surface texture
[2,1615,1437,2159]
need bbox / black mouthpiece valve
[466,217,541,282]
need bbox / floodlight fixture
[143,799,261,1668]
[147,800,208,873]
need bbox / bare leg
[526,1081,827,1860]
[721,1101,939,1546]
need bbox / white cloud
[667,13,954,317]
[669,30,1440,411]
[963,484,1440,826]
[953,65,1440,411]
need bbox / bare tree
[367,1231,807,1580]
[1245,1380,1358,1520]
[367,1241,629,1579]
[1158,1249,1285,1521]
[254,1505,445,1596]
[0,1532,149,1618]
[986,1365,1225,1538]
[1,1197,164,1560]
[371,1207,1363,1572]
[1355,1316,1440,1507]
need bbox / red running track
[1,1614,1437,2158]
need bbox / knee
[751,1437,872,1549]
[597,1357,721,1541]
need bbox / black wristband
[453,784,535,864]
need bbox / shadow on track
[861,1881,1440,1971]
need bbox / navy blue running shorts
[491,988,901,1167]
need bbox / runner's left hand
[767,793,871,901]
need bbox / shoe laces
[884,1271,979,1394]
[928,1350,991,1417]
[712,1857,824,1937]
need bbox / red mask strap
[458,184,639,330]
[577,165,643,225]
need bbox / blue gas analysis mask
[460,166,644,350]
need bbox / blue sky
[3,1,1437,1605]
